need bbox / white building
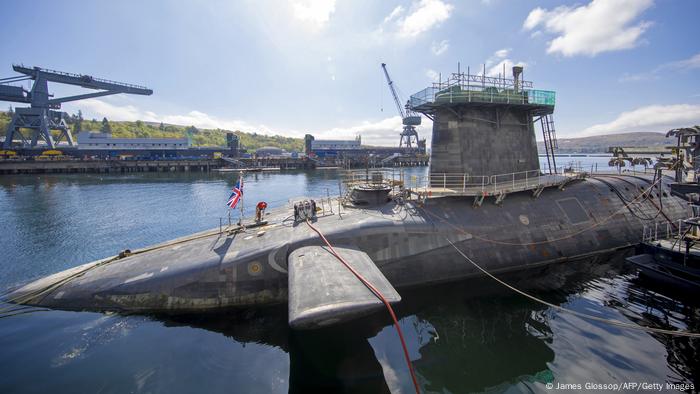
[310,137,361,150]
[76,132,190,150]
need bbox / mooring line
[445,238,700,338]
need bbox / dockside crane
[381,63,421,149]
[0,65,153,149]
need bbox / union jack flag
[227,178,243,209]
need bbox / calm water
[0,158,698,393]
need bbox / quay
[0,155,429,175]
[0,158,222,174]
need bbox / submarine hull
[6,174,687,313]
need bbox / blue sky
[1,0,699,145]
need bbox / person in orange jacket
[255,201,268,222]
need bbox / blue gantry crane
[0,65,153,149]
[381,63,421,149]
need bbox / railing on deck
[342,167,586,198]
[406,167,576,196]
[642,220,689,251]
[342,168,405,187]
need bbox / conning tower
[409,66,557,182]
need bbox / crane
[1,64,153,149]
[381,63,421,149]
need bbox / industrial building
[304,133,427,166]
[255,146,287,158]
[71,131,237,159]
[76,132,190,150]
[311,137,361,151]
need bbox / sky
[1,0,699,146]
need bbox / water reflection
[152,254,699,393]
[625,276,700,387]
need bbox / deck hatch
[556,197,590,224]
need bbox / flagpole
[238,170,244,226]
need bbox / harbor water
[0,157,697,393]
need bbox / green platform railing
[409,86,556,108]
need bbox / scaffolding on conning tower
[408,65,556,117]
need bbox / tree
[8,105,13,114]
[159,122,165,131]
[101,117,111,133]
[74,110,83,133]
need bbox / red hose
[305,219,421,394]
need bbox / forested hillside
[0,111,304,152]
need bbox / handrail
[342,167,580,197]
[13,64,150,90]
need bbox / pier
[0,158,221,174]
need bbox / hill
[538,132,673,154]
[0,111,305,152]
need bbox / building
[304,133,424,163]
[255,146,288,158]
[311,136,362,150]
[76,132,190,150]
[311,137,361,151]
[304,134,362,157]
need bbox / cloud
[392,0,453,39]
[580,104,700,136]
[670,52,700,70]
[73,99,261,133]
[425,69,439,81]
[478,48,526,78]
[67,98,428,147]
[383,5,404,24]
[523,0,654,57]
[486,59,526,78]
[431,39,449,55]
[493,48,509,59]
[620,52,700,82]
[291,0,336,29]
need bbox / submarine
[6,66,689,328]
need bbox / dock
[0,158,222,174]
